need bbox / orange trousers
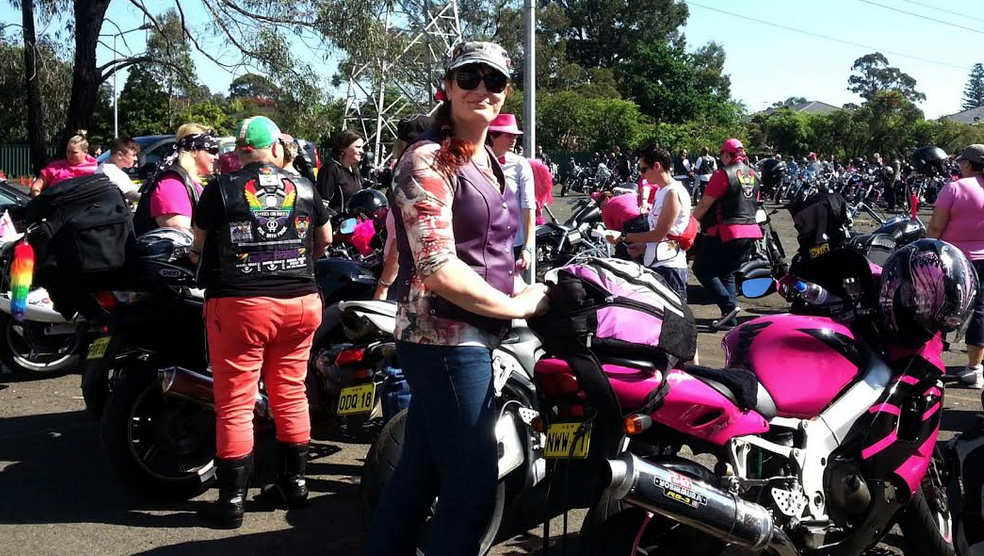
[205,293,322,459]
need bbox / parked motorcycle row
[2,167,983,556]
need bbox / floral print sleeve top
[391,140,501,347]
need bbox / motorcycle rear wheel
[100,364,215,500]
[577,506,722,556]
[897,447,956,556]
[0,313,81,377]
[360,409,506,555]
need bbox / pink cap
[720,138,745,154]
[489,113,523,135]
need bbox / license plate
[87,337,111,360]
[337,383,376,416]
[809,243,830,258]
[545,422,591,459]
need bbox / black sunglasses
[454,67,508,94]
[638,164,651,172]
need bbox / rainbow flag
[10,241,34,322]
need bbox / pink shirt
[150,173,203,220]
[935,175,984,260]
[601,193,641,231]
[39,156,98,189]
[704,170,762,242]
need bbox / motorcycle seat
[683,365,777,420]
[599,354,659,373]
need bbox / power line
[855,0,984,36]
[685,1,970,72]
[895,0,984,25]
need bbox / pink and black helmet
[879,239,978,345]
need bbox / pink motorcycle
[530,242,974,556]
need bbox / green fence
[0,145,59,179]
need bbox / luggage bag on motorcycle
[531,257,697,367]
[24,174,135,319]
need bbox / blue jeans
[693,236,755,314]
[967,260,984,348]
[366,342,497,556]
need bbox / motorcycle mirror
[655,240,681,262]
[741,277,775,298]
[339,217,359,235]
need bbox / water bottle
[794,281,828,304]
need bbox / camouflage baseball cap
[446,41,512,78]
[235,116,281,150]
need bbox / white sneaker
[957,365,984,389]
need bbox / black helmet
[133,227,196,285]
[910,146,949,177]
[345,188,388,219]
[879,239,978,346]
[758,159,787,188]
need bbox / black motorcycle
[84,226,383,499]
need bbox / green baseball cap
[235,116,281,150]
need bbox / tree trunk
[63,0,112,148]
[21,0,47,175]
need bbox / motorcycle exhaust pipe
[158,367,271,419]
[606,453,799,556]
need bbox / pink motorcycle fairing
[857,336,945,498]
[723,314,863,418]
[533,359,769,446]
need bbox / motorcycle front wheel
[360,409,506,555]
[0,313,82,377]
[897,446,956,556]
[100,362,216,500]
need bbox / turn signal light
[623,413,653,436]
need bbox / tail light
[335,347,366,367]
[94,291,119,310]
[536,371,580,398]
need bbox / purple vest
[392,147,518,335]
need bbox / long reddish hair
[431,90,478,171]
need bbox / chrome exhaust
[158,367,270,419]
[607,453,799,556]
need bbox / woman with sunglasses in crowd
[366,42,549,556]
[133,123,218,235]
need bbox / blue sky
[1,0,979,119]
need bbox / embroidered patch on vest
[229,221,252,243]
[735,170,756,198]
[244,178,296,240]
[295,215,310,239]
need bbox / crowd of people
[17,36,984,554]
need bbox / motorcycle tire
[100,363,216,500]
[360,409,506,555]
[897,447,956,556]
[0,313,82,377]
[577,505,720,556]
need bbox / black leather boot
[199,454,251,529]
[275,441,309,507]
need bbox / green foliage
[229,73,282,100]
[536,91,644,152]
[847,52,925,103]
[174,101,233,135]
[962,63,984,111]
[117,65,171,136]
[0,33,73,143]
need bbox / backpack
[529,257,697,366]
[24,173,135,319]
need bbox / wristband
[523,246,534,254]
[378,280,393,288]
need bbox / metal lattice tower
[342,0,463,167]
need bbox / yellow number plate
[87,337,111,360]
[337,384,376,416]
[809,243,830,258]
[545,422,592,459]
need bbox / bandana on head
[147,130,218,186]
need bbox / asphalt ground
[1,184,981,556]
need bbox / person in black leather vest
[692,138,762,329]
[192,116,332,529]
